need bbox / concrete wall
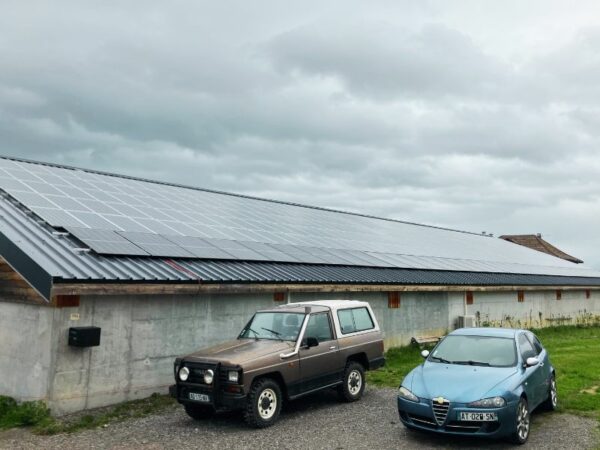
[1,288,599,415]
[0,302,54,401]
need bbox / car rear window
[337,307,374,334]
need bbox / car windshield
[239,312,305,342]
[429,335,517,367]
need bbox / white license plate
[188,392,210,402]
[459,412,498,422]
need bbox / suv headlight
[398,386,419,402]
[178,366,189,381]
[468,396,506,408]
[204,369,214,385]
[228,370,239,383]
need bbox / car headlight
[398,386,419,402]
[178,366,189,381]
[204,369,214,385]
[228,370,239,383]
[468,396,506,408]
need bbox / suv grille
[432,399,450,425]
[185,362,218,385]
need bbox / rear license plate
[188,392,210,403]
[459,412,498,421]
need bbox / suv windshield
[239,312,305,342]
[429,335,517,367]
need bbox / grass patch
[1,393,176,435]
[368,325,600,420]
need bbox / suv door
[298,312,343,393]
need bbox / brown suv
[169,300,385,427]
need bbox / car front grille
[432,399,450,425]
[185,362,218,385]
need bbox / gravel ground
[1,388,597,450]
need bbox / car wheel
[184,403,214,420]
[337,361,365,402]
[509,397,530,445]
[244,378,282,428]
[541,374,558,411]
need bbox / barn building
[0,156,599,414]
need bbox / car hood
[183,339,294,366]
[407,362,517,402]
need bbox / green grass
[0,393,176,435]
[367,325,600,420]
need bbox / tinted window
[305,313,334,342]
[430,335,517,367]
[337,307,375,335]
[518,334,537,360]
[338,309,355,334]
[527,332,543,354]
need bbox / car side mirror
[421,350,430,358]
[525,357,540,367]
[305,337,319,348]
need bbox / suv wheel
[184,403,214,420]
[338,361,365,402]
[244,378,282,428]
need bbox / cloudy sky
[1,1,600,267]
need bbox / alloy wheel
[516,400,530,441]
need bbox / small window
[517,291,525,303]
[337,307,375,335]
[388,292,400,308]
[586,289,591,299]
[527,332,543,354]
[466,291,473,305]
[518,333,537,360]
[305,313,333,342]
[556,290,562,300]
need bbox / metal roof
[0,155,598,300]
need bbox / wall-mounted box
[68,326,101,347]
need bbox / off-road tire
[541,373,558,411]
[337,361,365,402]
[509,397,530,445]
[244,378,282,428]
[184,403,214,420]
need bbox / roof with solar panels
[0,155,598,301]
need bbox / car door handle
[329,346,337,350]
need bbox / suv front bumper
[170,383,247,412]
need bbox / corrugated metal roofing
[0,155,598,300]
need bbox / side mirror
[525,357,540,367]
[421,350,430,358]
[305,337,319,348]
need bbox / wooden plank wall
[0,257,47,305]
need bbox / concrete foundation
[1,289,599,414]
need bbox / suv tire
[184,403,214,420]
[338,361,365,402]
[244,378,282,428]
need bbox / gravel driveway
[1,388,597,450]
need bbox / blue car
[397,328,557,444]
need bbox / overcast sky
[1,1,600,267]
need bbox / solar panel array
[0,157,592,276]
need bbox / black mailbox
[68,326,101,347]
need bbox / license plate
[188,392,210,402]
[459,412,498,422]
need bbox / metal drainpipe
[286,291,291,304]
[463,291,468,316]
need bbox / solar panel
[67,227,149,256]
[0,157,594,276]
[162,235,236,259]
[117,231,195,257]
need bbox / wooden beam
[50,282,600,297]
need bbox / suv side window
[518,333,537,360]
[305,313,334,342]
[337,307,375,335]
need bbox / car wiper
[429,355,452,364]
[246,327,259,340]
[452,360,491,366]
[261,327,283,341]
